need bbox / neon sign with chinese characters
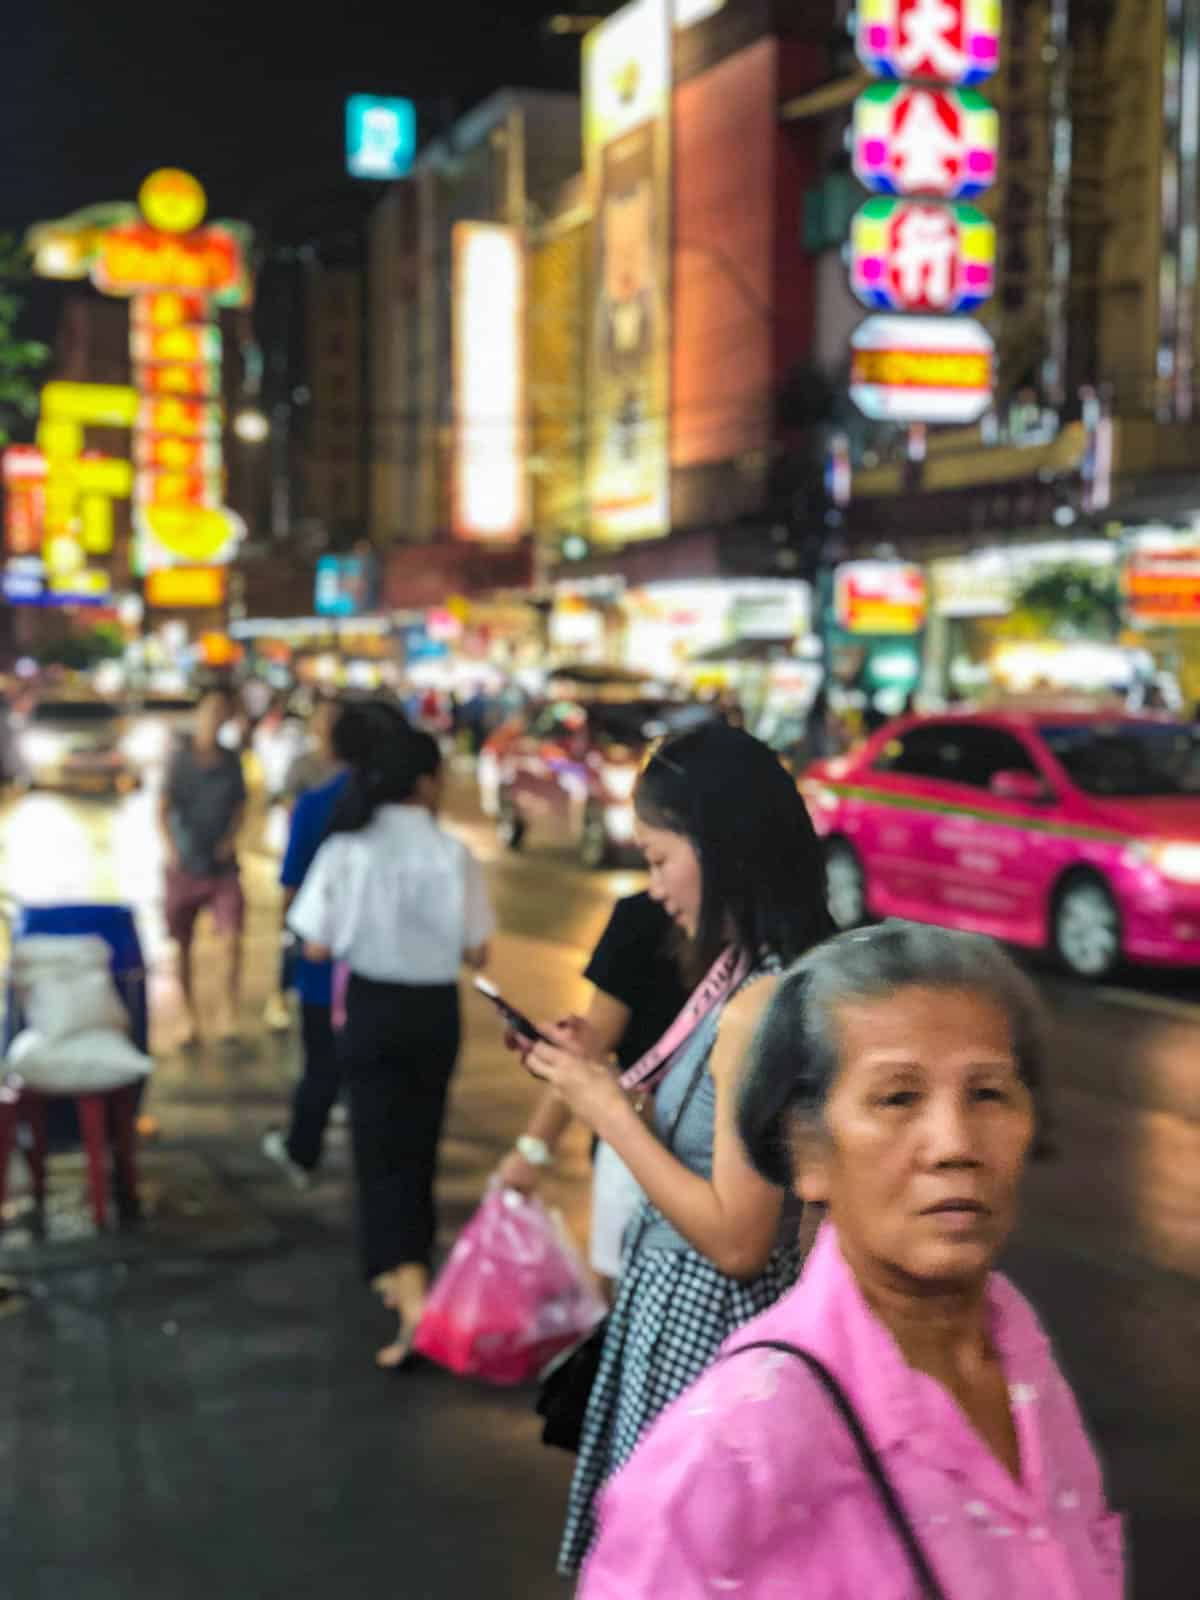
[846,0,1000,423]
[852,83,997,199]
[26,170,251,578]
[856,0,1001,86]
[849,198,994,312]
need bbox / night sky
[2,0,582,239]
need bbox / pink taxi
[802,708,1200,979]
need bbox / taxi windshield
[1039,722,1200,797]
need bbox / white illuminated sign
[451,224,526,540]
[849,313,993,423]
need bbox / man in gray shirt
[159,688,246,1045]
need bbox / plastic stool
[0,1084,139,1229]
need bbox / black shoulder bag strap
[730,1340,947,1600]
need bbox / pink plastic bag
[413,1187,607,1385]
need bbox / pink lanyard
[618,946,751,1095]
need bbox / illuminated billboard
[584,0,672,542]
[346,95,417,180]
[451,223,526,540]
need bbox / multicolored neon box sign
[856,0,1001,87]
[852,83,998,199]
[849,198,995,313]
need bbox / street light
[233,408,270,444]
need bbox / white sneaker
[261,1129,312,1192]
[264,995,292,1032]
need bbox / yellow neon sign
[138,169,207,235]
[42,381,139,428]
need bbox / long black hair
[634,722,830,979]
[327,701,438,835]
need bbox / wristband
[516,1135,554,1169]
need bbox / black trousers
[285,1003,342,1172]
[343,974,461,1281]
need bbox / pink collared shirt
[581,1223,1124,1599]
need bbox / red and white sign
[849,314,994,423]
[853,83,997,200]
[856,0,1001,86]
[1123,541,1200,626]
[835,561,928,635]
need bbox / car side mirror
[989,769,1052,804]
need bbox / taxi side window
[872,723,964,782]
[873,724,1039,789]
[951,728,1040,789]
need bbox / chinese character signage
[849,199,994,312]
[346,95,417,180]
[849,315,994,423]
[856,0,1001,86]
[835,561,928,635]
[584,0,672,543]
[852,84,998,199]
[847,0,1000,424]
[26,169,252,583]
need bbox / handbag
[535,1037,715,1452]
[730,1340,948,1600]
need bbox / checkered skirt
[557,1232,801,1577]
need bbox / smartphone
[473,976,549,1047]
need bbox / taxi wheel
[825,840,868,931]
[497,791,526,852]
[1051,873,1121,980]
[579,805,611,870]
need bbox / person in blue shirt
[261,703,366,1186]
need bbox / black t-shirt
[584,892,689,1069]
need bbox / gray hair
[738,920,1048,1187]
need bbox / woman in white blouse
[289,719,494,1366]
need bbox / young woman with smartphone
[521,722,830,1576]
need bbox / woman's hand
[525,1022,630,1141]
[495,1148,543,1195]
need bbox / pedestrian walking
[497,889,689,1289]
[287,724,495,1368]
[159,688,246,1046]
[580,922,1124,1599]
[281,693,345,806]
[261,702,369,1188]
[522,723,830,1576]
[253,693,306,805]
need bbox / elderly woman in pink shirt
[581,921,1125,1599]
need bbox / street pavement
[1,768,1199,1596]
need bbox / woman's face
[636,819,702,937]
[799,985,1034,1290]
